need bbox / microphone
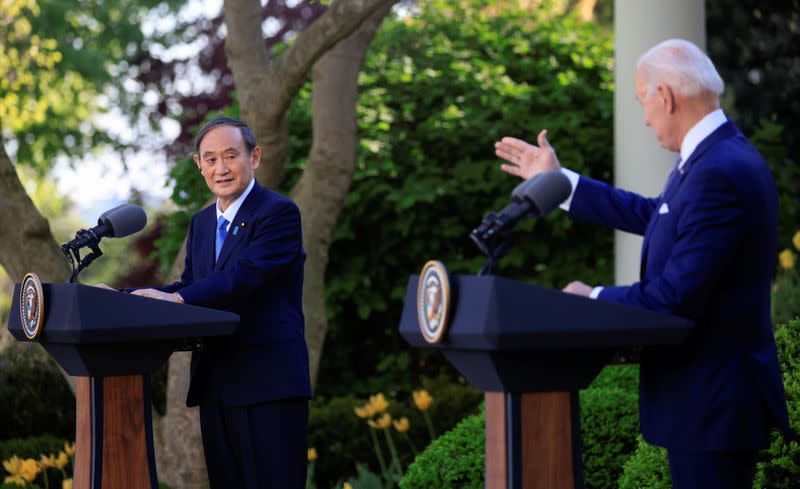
[471,171,571,257]
[63,204,148,251]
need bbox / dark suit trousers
[199,397,308,489]
[667,450,757,489]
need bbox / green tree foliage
[1,0,182,172]
[158,1,615,396]
[313,0,615,395]
[707,1,800,249]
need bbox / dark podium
[399,274,692,489]
[8,283,239,489]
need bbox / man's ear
[193,154,202,172]
[657,84,676,114]
[250,146,262,170]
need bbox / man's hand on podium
[131,288,185,303]
[562,280,592,297]
[92,284,116,291]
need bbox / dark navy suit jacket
[158,180,311,407]
[569,120,790,450]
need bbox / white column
[613,0,705,285]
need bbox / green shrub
[586,364,639,392]
[399,411,484,489]
[772,269,800,326]
[754,319,800,488]
[618,319,800,489]
[399,365,641,489]
[580,384,639,489]
[0,346,75,440]
[0,435,69,462]
[308,377,482,488]
[617,437,670,489]
[308,395,374,487]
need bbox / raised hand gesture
[494,129,561,180]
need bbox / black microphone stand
[61,230,104,283]
[470,211,514,276]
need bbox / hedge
[399,365,641,489]
[619,318,800,489]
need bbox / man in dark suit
[132,116,311,488]
[495,39,791,488]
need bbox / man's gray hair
[637,39,724,97]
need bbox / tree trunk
[155,351,208,489]
[0,124,70,284]
[224,0,398,191]
[0,121,73,382]
[291,5,393,386]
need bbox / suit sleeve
[569,175,659,236]
[597,166,744,314]
[176,201,302,308]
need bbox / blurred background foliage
[1,0,184,172]
[158,0,616,398]
[1,0,800,487]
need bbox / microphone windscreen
[98,204,147,238]
[510,178,535,201]
[520,171,572,215]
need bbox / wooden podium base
[73,375,158,489]
[485,392,583,489]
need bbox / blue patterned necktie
[661,155,682,197]
[215,215,229,261]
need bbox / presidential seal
[19,273,44,340]
[417,260,451,344]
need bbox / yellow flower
[64,442,76,457]
[413,390,433,411]
[343,483,353,489]
[354,404,376,419]
[2,455,23,476]
[63,479,73,489]
[779,249,795,270]
[39,453,57,469]
[367,413,392,429]
[393,417,410,433]
[369,393,390,413]
[19,458,39,482]
[794,231,800,252]
[307,448,317,462]
[54,451,69,469]
[4,474,26,486]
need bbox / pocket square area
[659,203,670,215]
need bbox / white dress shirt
[216,178,256,232]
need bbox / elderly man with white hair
[495,39,792,488]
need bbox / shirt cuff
[589,286,603,300]
[558,167,580,211]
